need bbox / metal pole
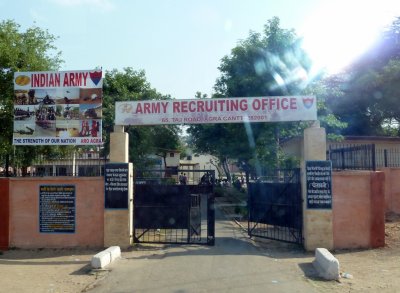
[372,144,376,171]
[384,149,388,168]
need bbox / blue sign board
[39,185,76,233]
[104,163,129,209]
[306,161,332,209]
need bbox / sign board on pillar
[104,163,129,209]
[306,161,332,209]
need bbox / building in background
[32,148,107,176]
[281,136,400,170]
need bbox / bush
[214,186,224,197]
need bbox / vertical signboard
[39,185,76,233]
[104,163,129,209]
[13,70,102,145]
[306,161,332,209]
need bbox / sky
[1,0,400,99]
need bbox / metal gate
[133,170,215,245]
[248,168,303,244]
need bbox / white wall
[181,154,221,177]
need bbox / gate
[248,168,303,244]
[133,170,215,245]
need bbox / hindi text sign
[39,185,76,233]
[104,163,129,209]
[306,161,332,209]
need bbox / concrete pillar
[109,125,129,163]
[302,121,333,251]
[104,125,133,248]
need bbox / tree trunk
[5,154,9,177]
[245,170,250,185]
[208,159,223,179]
[275,125,280,168]
[221,157,231,182]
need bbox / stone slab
[312,248,339,280]
[91,246,121,269]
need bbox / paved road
[89,210,319,293]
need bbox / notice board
[306,161,332,209]
[39,185,76,233]
[104,163,129,209]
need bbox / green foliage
[188,17,318,179]
[214,17,311,97]
[0,20,181,173]
[303,80,347,139]
[160,177,177,185]
[102,68,181,168]
[0,20,63,173]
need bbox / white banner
[115,96,317,125]
[14,70,103,89]
[13,70,103,146]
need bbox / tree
[188,17,316,182]
[302,79,347,140]
[326,17,400,136]
[214,17,311,97]
[0,21,181,175]
[0,20,63,175]
[102,68,182,169]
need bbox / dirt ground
[0,249,103,293]
[219,195,400,293]
[0,213,399,293]
[322,212,400,292]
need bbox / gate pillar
[110,125,129,163]
[104,125,133,248]
[302,121,333,251]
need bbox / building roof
[281,135,400,145]
[343,136,400,142]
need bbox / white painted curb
[91,246,121,269]
[312,248,340,280]
[105,246,121,262]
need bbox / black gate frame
[248,168,303,245]
[133,169,215,245]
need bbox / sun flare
[300,0,400,74]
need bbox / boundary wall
[1,177,104,249]
[332,171,385,249]
[0,169,397,250]
[382,168,400,214]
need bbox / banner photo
[115,96,317,126]
[13,70,103,145]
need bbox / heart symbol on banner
[89,71,102,85]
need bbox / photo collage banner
[13,70,103,145]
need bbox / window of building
[170,153,175,157]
